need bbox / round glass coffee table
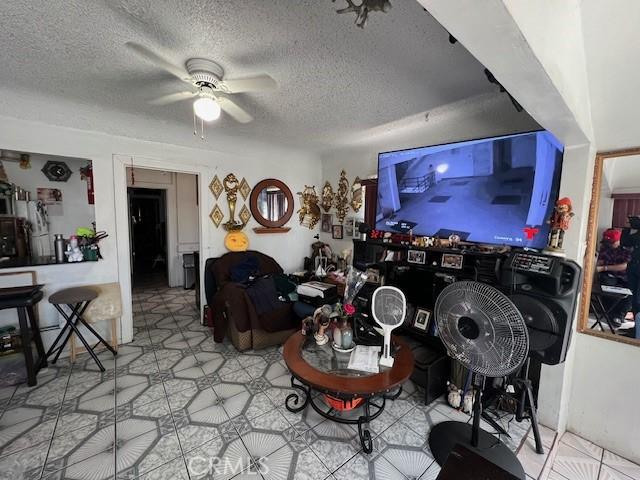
[282,331,414,453]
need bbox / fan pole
[471,374,485,447]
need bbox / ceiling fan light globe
[193,97,221,122]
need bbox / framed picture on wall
[332,225,343,239]
[354,220,363,239]
[345,217,354,237]
[321,213,332,233]
[413,308,431,331]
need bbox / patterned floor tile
[257,437,331,480]
[42,449,115,480]
[599,464,636,480]
[333,451,406,480]
[136,457,190,480]
[184,434,253,480]
[44,424,115,477]
[305,421,361,472]
[419,461,441,479]
[552,443,601,480]
[603,450,640,479]
[0,417,56,457]
[115,423,182,479]
[0,439,50,479]
[562,431,604,460]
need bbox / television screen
[375,130,564,249]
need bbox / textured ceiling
[0,0,494,150]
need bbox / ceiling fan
[125,42,276,129]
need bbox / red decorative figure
[546,197,574,255]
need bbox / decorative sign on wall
[42,161,72,182]
[334,169,350,224]
[239,177,251,201]
[350,176,362,212]
[297,185,321,229]
[210,205,224,227]
[320,181,334,213]
[239,205,251,225]
[209,175,224,199]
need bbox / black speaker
[500,252,582,365]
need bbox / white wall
[3,153,95,238]
[569,334,640,462]
[0,113,321,352]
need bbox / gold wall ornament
[320,181,334,213]
[350,176,363,212]
[239,177,251,201]
[333,170,350,224]
[209,175,223,199]
[210,205,224,228]
[223,173,243,231]
[297,185,321,229]
[239,205,251,225]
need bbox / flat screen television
[375,130,564,249]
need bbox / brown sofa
[207,251,298,351]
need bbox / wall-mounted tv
[375,130,564,249]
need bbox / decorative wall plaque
[350,176,363,212]
[210,205,224,227]
[320,181,334,213]
[239,177,251,201]
[333,170,350,224]
[209,175,223,199]
[42,161,72,182]
[297,185,321,229]
[239,205,251,225]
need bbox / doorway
[128,187,168,288]
[125,167,201,291]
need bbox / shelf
[253,226,291,234]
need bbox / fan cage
[435,281,529,377]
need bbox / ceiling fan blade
[215,95,253,123]
[125,42,190,82]
[222,75,277,93]
[148,91,196,105]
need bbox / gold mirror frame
[578,146,640,347]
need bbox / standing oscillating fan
[429,281,529,480]
[371,286,406,367]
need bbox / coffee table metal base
[284,376,401,454]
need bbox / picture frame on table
[407,249,426,265]
[321,213,332,233]
[413,308,431,331]
[332,224,344,239]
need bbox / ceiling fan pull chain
[201,117,205,140]
[193,111,197,136]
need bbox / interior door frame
[113,155,206,344]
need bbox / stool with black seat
[0,285,47,386]
[45,286,117,371]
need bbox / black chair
[0,285,47,386]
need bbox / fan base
[429,421,526,480]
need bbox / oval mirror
[250,178,294,232]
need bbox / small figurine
[313,305,332,346]
[546,197,574,255]
[448,234,461,249]
[65,235,84,262]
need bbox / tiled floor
[0,285,629,479]
[532,431,640,480]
